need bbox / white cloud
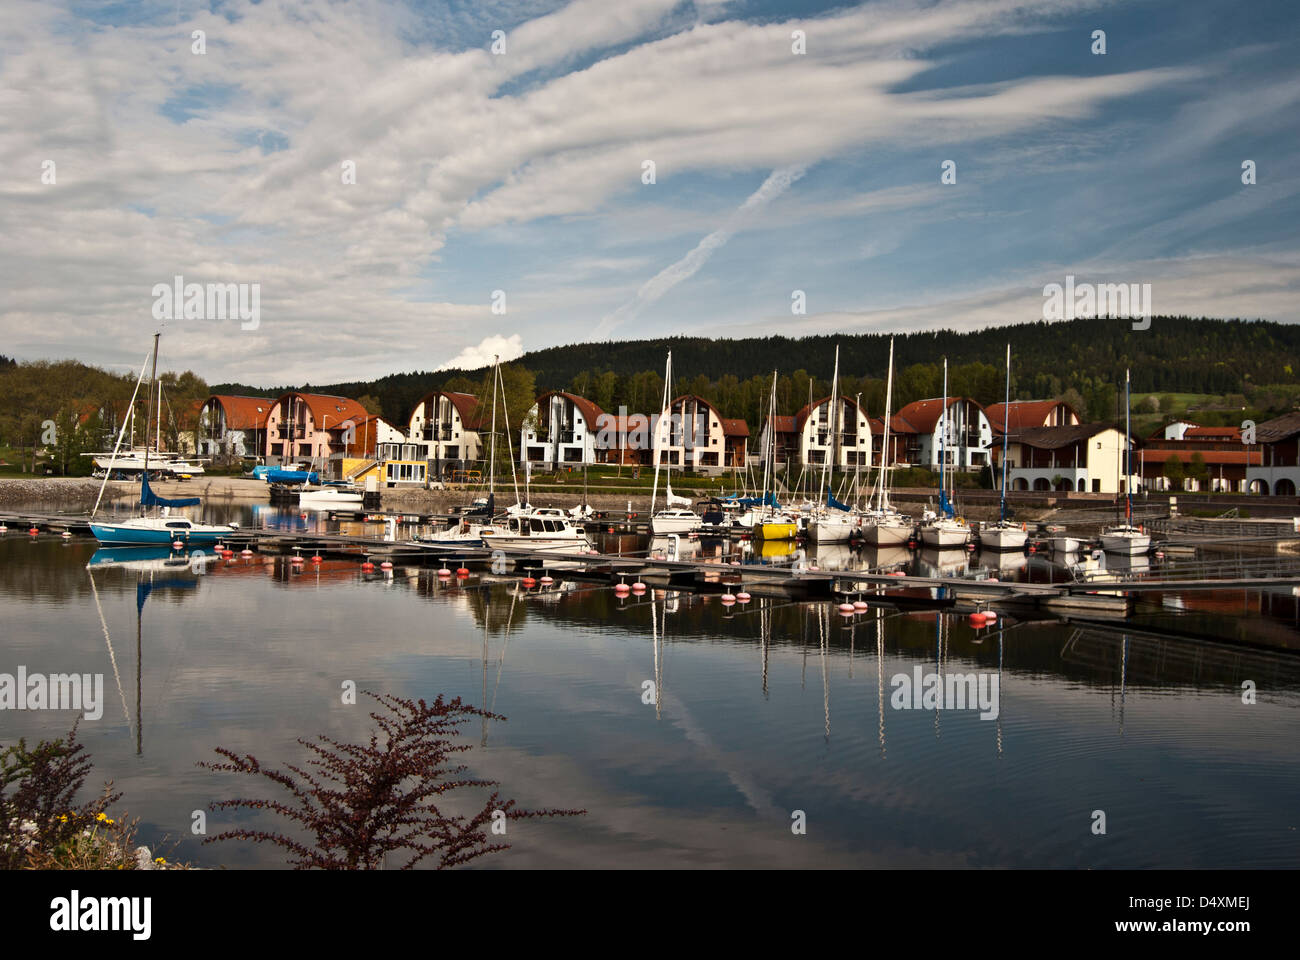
[434,334,526,371]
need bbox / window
[543,520,559,532]
[165,521,191,529]
[530,518,544,532]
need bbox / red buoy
[455,566,470,578]
[361,561,375,571]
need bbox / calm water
[2,502,1299,869]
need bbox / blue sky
[2,0,1298,384]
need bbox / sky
[2,0,1298,385]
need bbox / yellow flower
[96,813,108,822]
[154,857,165,864]
[58,815,68,823]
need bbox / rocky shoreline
[0,477,131,508]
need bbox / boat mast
[488,355,498,511]
[823,346,840,507]
[1125,367,1132,523]
[939,356,947,515]
[143,333,159,513]
[879,337,894,512]
[1000,343,1010,524]
[649,351,671,515]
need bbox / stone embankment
[0,477,128,508]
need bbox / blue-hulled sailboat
[89,333,236,547]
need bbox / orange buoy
[361,561,375,571]
[311,555,322,564]
[455,566,469,577]
[29,527,39,535]
[522,577,537,588]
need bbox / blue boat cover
[826,486,850,511]
[939,489,955,519]
[137,577,196,614]
[724,492,782,509]
[140,473,200,508]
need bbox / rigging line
[86,567,132,728]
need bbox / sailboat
[417,356,510,547]
[89,334,235,546]
[808,347,859,543]
[650,352,702,535]
[862,337,912,547]
[919,358,971,548]
[981,344,1028,551]
[748,372,799,540]
[1101,368,1150,555]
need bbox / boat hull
[807,517,856,543]
[753,522,798,541]
[1101,532,1150,555]
[1050,536,1083,553]
[89,523,232,546]
[650,515,699,535]
[920,525,970,548]
[981,525,1027,550]
[863,521,911,546]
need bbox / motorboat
[298,484,363,507]
[651,508,701,535]
[481,507,593,553]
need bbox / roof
[593,413,651,435]
[273,392,372,430]
[411,390,485,430]
[869,414,911,435]
[536,391,605,428]
[1256,412,1300,444]
[985,400,1077,433]
[207,395,273,431]
[1011,423,1120,449]
[1183,425,1242,440]
[893,397,983,434]
[719,417,749,438]
[765,415,797,435]
[793,395,866,432]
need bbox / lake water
[2,502,1299,868]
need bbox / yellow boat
[754,521,798,541]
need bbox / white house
[520,392,605,469]
[893,397,993,471]
[794,395,872,468]
[406,391,484,474]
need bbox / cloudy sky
[2,0,1297,385]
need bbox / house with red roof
[198,395,273,459]
[791,395,872,470]
[265,392,372,469]
[520,391,606,469]
[405,390,485,475]
[890,397,993,471]
[985,399,1079,434]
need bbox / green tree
[1163,454,1185,491]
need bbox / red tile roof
[986,400,1077,433]
[893,397,981,434]
[208,395,273,431]
[719,417,749,437]
[1148,449,1262,466]
[535,391,605,428]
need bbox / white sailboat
[981,343,1028,551]
[650,352,702,535]
[863,337,912,547]
[808,346,859,543]
[417,356,511,547]
[920,358,971,548]
[750,371,799,540]
[1101,368,1150,555]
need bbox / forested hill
[211,316,1300,428]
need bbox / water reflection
[4,526,1300,868]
